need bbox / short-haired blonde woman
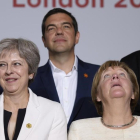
[68,61,140,140]
[0,38,67,140]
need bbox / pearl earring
[29,76,32,80]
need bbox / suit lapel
[40,61,60,102]
[0,94,5,140]
[17,89,40,140]
[68,58,90,126]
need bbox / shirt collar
[49,55,78,72]
[72,55,78,71]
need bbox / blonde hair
[92,60,139,116]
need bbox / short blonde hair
[92,60,139,116]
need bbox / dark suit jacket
[121,50,140,115]
[29,58,99,129]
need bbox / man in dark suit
[30,8,99,129]
[121,50,140,115]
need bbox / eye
[0,63,6,67]
[119,73,126,77]
[48,27,54,31]
[0,63,7,70]
[63,24,71,29]
[47,26,56,32]
[104,74,110,79]
[64,25,70,28]
[14,62,21,66]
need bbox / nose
[6,66,13,75]
[56,27,63,35]
[112,74,119,80]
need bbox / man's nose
[56,27,63,35]
[112,74,119,80]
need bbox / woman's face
[0,50,33,95]
[97,66,134,104]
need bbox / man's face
[42,13,80,54]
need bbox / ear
[42,36,48,48]
[75,31,80,44]
[42,36,45,44]
[96,93,102,102]
[131,91,135,99]
[29,73,34,80]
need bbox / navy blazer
[121,50,140,116]
[29,58,99,129]
[0,58,99,129]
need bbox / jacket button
[26,123,32,128]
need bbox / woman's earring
[29,76,32,80]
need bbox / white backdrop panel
[0,0,140,66]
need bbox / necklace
[101,117,135,128]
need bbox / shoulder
[37,95,67,135]
[121,50,140,61]
[77,57,99,75]
[33,93,66,123]
[36,61,49,73]
[29,89,64,114]
[69,117,101,131]
[37,96,63,114]
[68,117,102,139]
[78,58,99,68]
[135,116,140,125]
[28,90,67,139]
[38,96,60,108]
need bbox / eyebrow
[46,22,73,30]
[0,60,23,63]
[0,61,7,63]
[103,68,127,75]
[46,24,56,30]
[62,22,73,26]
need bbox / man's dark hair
[42,8,78,37]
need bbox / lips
[5,78,17,82]
[53,37,66,42]
[54,39,66,42]
[111,83,122,88]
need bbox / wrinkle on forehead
[0,49,19,59]
[46,13,73,26]
[102,66,126,74]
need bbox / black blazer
[29,58,99,129]
[121,50,140,115]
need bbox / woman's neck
[102,101,134,128]
[4,91,29,112]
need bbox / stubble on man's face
[42,13,79,55]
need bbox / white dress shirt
[49,56,78,122]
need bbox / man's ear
[75,31,80,44]
[42,36,47,48]
[42,36,45,43]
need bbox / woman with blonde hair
[68,60,140,140]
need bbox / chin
[110,91,125,98]
[4,87,19,94]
